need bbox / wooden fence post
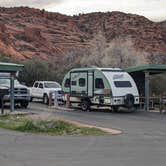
[159,96,162,114]
[49,92,52,107]
[66,94,70,108]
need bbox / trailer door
[87,71,94,97]
[70,71,94,97]
[70,71,87,97]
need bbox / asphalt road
[0,102,166,166]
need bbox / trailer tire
[0,99,3,108]
[124,94,134,108]
[112,106,119,112]
[81,100,90,111]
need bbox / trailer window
[71,81,77,86]
[95,78,104,89]
[64,78,70,87]
[114,81,132,88]
[79,78,86,87]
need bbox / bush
[0,55,69,86]
[150,74,166,95]
[19,58,53,86]
[14,34,27,41]
[0,115,106,135]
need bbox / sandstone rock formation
[0,7,165,64]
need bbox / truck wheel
[81,100,90,111]
[0,99,2,108]
[30,97,33,102]
[20,101,29,108]
[43,94,49,105]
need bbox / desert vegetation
[0,114,106,135]
[0,31,165,96]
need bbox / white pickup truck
[30,81,64,104]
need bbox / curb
[60,118,122,135]
[29,105,122,135]
[50,105,75,111]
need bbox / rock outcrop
[0,7,165,62]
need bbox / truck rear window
[114,81,132,88]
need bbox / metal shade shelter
[125,64,166,111]
[0,62,24,112]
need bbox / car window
[39,83,43,89]
[34,82,38,88]
[0,79,9,85]
[44,82,60,88]
[0,79,20,86]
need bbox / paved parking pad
[0,102,166,166]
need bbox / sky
[0,0,166,21]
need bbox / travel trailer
[62,67,139,112]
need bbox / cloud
[46,0,166,21]
[0,0,63,9]
[0,0,165,21]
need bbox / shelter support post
[144,71,150,111]
[10,73,15,112]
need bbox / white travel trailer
[62,67,139,111]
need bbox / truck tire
[30,97,33,102]
[43,94,49,105]
[81,100,90,111]
[20,101,29,108]
[0,99,2,108]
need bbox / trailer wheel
[127,106,137,113]
[112,106,119,112]
[124,94,134,108]
[81,100,90,111]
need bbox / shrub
[19,58,51,86]
[14,34,27,41]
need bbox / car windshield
[44,82,60,88]
[0,79,20,86]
